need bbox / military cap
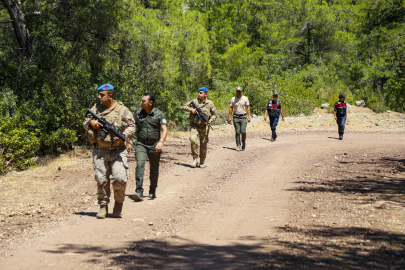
[339,94,346,98]
[98,84,114,92]
[198,87,208,93]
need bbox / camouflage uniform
[182,98,217,161]
[83,101,135,206]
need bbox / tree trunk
[2,0,31,58]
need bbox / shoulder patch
[162,119,167,124]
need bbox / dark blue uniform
[267,100,281,139]
[334,100,347,137]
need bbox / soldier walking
[227,87,251,151]
[264,93,284,142]
[83,84,136,219]
[334,94,347,140]
[132,93,168,201]
[182,87,217,168]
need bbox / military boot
[270,136,275,142]
[191,156,199,168]
[200,158,206,168]
[339,134,343,140]
[113,202,123,217]
[96,205,108,219]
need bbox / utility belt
[96,143,125,151]
[138,139,159,145]
[233,113,246,117]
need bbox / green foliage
[0,115,40,174]
[1,0,405,173]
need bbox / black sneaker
[242,143,246,150]
[270,137,275,142]
[339,134,343,140]
[148,193,156,199]
[132,192,144,201]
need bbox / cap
[273,93,279,97]
[98,84,114,92]
[236,87,242,91]
[198,87,208,93]
[339,94,346,98]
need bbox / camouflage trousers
[93,146,128,206]
[190,124,210,159]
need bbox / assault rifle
[85,109,136,148]
[190,100,214,130]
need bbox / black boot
[339,134,343,140]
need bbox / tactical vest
[267,100,281,118]
[92,102,126,148]
[336,101,347,116]
[190,98,212,126]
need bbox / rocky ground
[0,107,404,269]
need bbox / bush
[0,116,40,174]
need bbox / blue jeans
[337,115,346,135]
[270,117,279,137]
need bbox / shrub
[0,116,40,174]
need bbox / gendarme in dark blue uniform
[334,94,347,140]
[264,93,284,142]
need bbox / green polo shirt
[135,108,167,141]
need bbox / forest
[0,0,404,173]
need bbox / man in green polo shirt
[132,93,168,201]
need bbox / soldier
[334,94,347,140]
[227,87,251,151]
[83,84,136,219]
[182,87,217,168]
[264,93,284,142]
[132,93,168,201]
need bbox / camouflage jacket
[182,98,217,126]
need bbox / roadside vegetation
[1,0,404,173]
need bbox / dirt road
[1,127,405,269]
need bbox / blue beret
[273,93,279,97]
[339,94,346,98]
[98,84,114,92]
[198,87,208,93]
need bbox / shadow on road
[74,211,97,217]
[290,155,405,207]
[222,146,237,151]
[327,136,339,140]
[174,162,193,168]
[42,227,405,269]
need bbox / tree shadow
[41,226,405,269]
[289,156,405,207]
